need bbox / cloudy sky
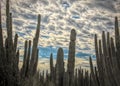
[1,0,120,59]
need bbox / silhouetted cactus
[20,15,41,85]
[0,0,42,85]
[21,40,28,77]
[56,47,64,86]
[115,17,120,49]
[89,16,120,86]
[50,53,54,81]
[67,29,76,86]
[33,49,39,74]
[29,14,41,76]
[0,2,4,85]
[63,71,69,86]
[25,40,31,77]
[89,56,98,86]
[0,0,3,50]
[14,34,18,52]
[16,50,19,68]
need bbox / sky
[1,0,120,59]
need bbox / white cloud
[1,0,119,59]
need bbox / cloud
[1,0,119,60]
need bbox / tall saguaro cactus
[50,53,54,81]
[115,17,120,70]
[0,0,3,50]
[56,48,64,86]
[67,29,76,86]
[0,0,3,66]
[20,15,41,82]
[115,17,120,48]
[0,1,4,86]
[29,14,41,76]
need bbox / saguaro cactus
[56,48,64,86]
[0,0,3,66]
[21,40,28,78]
[0,0,3,50]
[29,14,41,76]
[50,53,54,81]
[89,56,99,86]
[115,17,120,70]
[67,29,76,86]
[63,71,69,86]
[115,17,120,48]
[20,15,41,85]
[0,1,4,85]
[25,40,31,77]
[13,34,18,52]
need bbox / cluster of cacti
[0,0,40,86]
[0,0,19,85]
[89,17,120,86]
[48,31,76,86]
[0,0,120,86]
